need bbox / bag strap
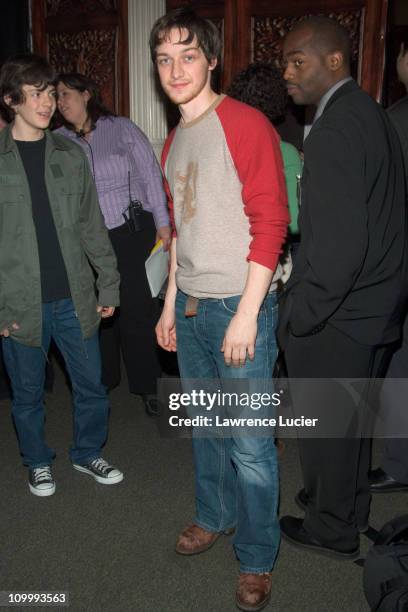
[376,515,408,546]
[385,576,408,593]
[375,576,408,610]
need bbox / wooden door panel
[235,0,387,100]
[31,0,129,116]
[249,10,362,78]
[167,0,387,101]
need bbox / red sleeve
[216,97,289,271]
[161,128,177,237]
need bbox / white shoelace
[91,458,111,473]
[33,467,52,482]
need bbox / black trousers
[100,217,161,395]
[285,323,393,550]
[380,315,408,483]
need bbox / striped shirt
[56,116,169,230]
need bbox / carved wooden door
[167,0,388,100]
[31,0,129,116]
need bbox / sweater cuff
[247,249,279,272]
[153,209,170,230]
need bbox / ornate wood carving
[49,29,115,110]
[232,0,387,101]
[32,0,128,116]
[165,0,387,100]
[252,11,362,79]
[46,0,116,18]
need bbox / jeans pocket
[221,293,277,317]
[220,295,241,314]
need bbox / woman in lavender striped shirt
[55,73,171,415]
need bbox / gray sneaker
[72,457,123,485]
[29,466,56,497]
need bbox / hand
[156,226,171,252]
[97,305,115,318]
[221,312,257,367]
[397,43,408,90]
[0,322,19,337]
[155,305,176,351]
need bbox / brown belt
[185,295,199,317]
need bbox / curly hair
[227,62,288,124]
[0,54,57,123]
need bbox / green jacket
[0,125,120,347]
[280,141,302,235]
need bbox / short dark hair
[227,63,287,124]
[293,16,351,66]
[149,7,221,64]
[0,54,57,123]
[56,72,114,129]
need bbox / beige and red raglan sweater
[161,95,289,299]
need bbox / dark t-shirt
[16,137,71,302]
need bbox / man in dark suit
[388,94,408,164]
[278,17,407,559]
[388,42,408,163]
[369,43,408,493]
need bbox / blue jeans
[175,291,280,573]
[2,299,109,468]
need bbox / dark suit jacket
[278,80,407,348]
[388,95,408,174]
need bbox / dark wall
[0,0,30,65]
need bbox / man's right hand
[156,306,177,351]
[0,322,19,337]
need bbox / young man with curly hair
[0,54,123,496]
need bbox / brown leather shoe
[236,572,272,611]
[175,523,234,555]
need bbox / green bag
[280,141,302,235]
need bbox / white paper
[145,241,169,298]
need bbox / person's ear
[82,89,91,103]
[327,51,343,72]
[3,95,13,109]
[209,58,218,72]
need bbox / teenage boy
[150,9,288,612]
[0,54,123,497]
